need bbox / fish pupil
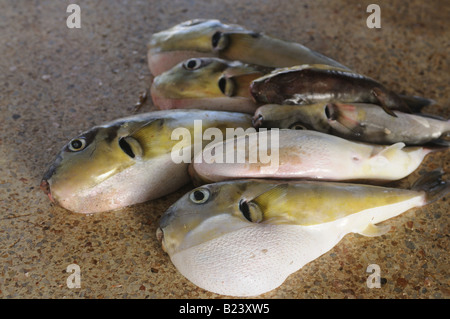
[239,200,252,222]
[71,140,82,149]
[211,31,221,48]
[186,59,198,69]
[119,138,135,158]
[193,190,205,201]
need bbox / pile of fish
[41,19,449,297]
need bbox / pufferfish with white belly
[157,171,448,297]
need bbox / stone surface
[0,0,448,299]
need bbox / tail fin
[424,138,450,149]
[398,94,435,113]
[412,169,450,204]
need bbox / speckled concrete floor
[0,0,448,299]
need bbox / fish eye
[218,76,235,97]
[68,138,86,152]
[288,122,307,130]
[189,188,210,204]
[238,199,263,223]
[211,31,229,51]
[183,58,203,70]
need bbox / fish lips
[40,179,56,204]
[252,112,264,128]
[40,154,63,204]
[157,205,181,253]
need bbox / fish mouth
[252,113,264,128]
[156,227,166,252]
[40,179,56,203]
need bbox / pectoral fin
[372,87,398,118]
[127,118,175,157]
[326,103,365,137]
[358,222,391,237]
[249,183,288,210]
[246,184,290,223]
[230,73,266,97]
[118,119,168,160]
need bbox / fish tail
[398,94,436,113]
[411,169,450,205]
[423,138,450,152]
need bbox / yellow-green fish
[40,110,253,214]
[147,19,349,76]
[151,57,269,113]
[253,103,450,145]
[157,171,449,296]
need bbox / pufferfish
[157,171,448,296]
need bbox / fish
[151,57,270,114]
[189,129,434,184]
[253,103,450,145]
[250,64,430,117]
[147,19,349,76]
[40,110,253,214]
[157,171,449,296]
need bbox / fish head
[148,19,247,75]
[41,120,145,213]
[157,181,275,255]
[151,57,265,112]
[40,115,187,214]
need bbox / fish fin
[371,142,406,162]
[249,183,288,207]
[117,119,167,160]
[357,222,391,237]
[423,138,450,149]
[326,103,365,137]
[411,169,450,205]
[248,184,290,223]
[127,118,173,157]
[220,32,263,60]
[230,73,266,97]
[371,87,398,117]
[398,94,436,113]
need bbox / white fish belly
[170,224,339,297]
[62,154,190,213]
